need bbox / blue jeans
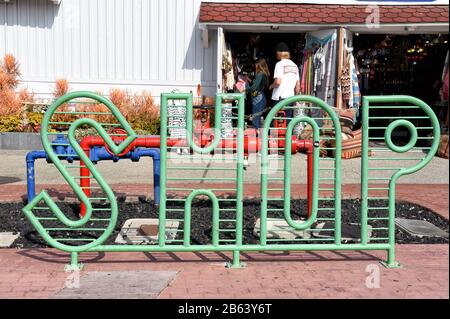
[252,93,266,129]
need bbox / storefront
[199,1,449,127]
[354,33,448,104]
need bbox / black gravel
[0,199,448,248]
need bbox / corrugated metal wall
[0,0,217,99]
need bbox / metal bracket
[380,260,402,269]
[226,261,247,269]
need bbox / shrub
[54,78,69,98]
[0,54,20,90]
[107,88,160,135]
[0,115,21,132]
[24,112,44,132]
[0,54,38,132]
[45,86,161,135]
[132,117,161,135]
[0,58,162,135]
[109,88,130,114]
[51,78,75,124]
[0,89,23,117]
[0,55,23,118]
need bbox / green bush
[131,117,160,135]
[25,112,44,132]
[0,111,161,135]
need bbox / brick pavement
[0,245,447,299]
[0,183,447,299]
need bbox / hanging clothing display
[442,50,449,83]
[313,46,327,93]
[300,32,337,104]
[338,48,361,118]
[324,37,336,105]
[220,35,235,139]
[340,58,352,103]
[298,32,337,127]
[222,40,235,92]
[349,54,361,111]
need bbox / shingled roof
[199,3,449,24]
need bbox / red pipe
[295,140,314,219]
[79,136,165,217]
[79,134,314,218]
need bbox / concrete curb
[0,132,42,150]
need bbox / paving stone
[52,271,177,299]
[396,218,449,238]
[0,232,20,248]
[125,196,141,203]
[253,218,311,239]
[115,219,179,244]
[312,223,373,242]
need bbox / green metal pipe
[283,117,319,230]
[183,189,220,247]
[22,91,136,253]
[362,95,440,265]
[22,92,440,270]
[87,243,391,253]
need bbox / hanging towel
[340,57,352,105]
[324,39,334,103]
[349,54,361,113]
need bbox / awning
[199,2,449,33]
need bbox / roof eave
[199,22,450,34]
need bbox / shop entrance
[222,30,339,124]
[354,34,448,106]
[219,30,449,139]
[353,33,449,138]
[225,32,305,81]
[223,32,306,120]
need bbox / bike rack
[22,91,440,270]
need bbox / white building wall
[0,0,217,100]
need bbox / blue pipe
[88,147,160,205]
[26,142,161,205]
[134,148,160,206]
[26,150,47,203]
